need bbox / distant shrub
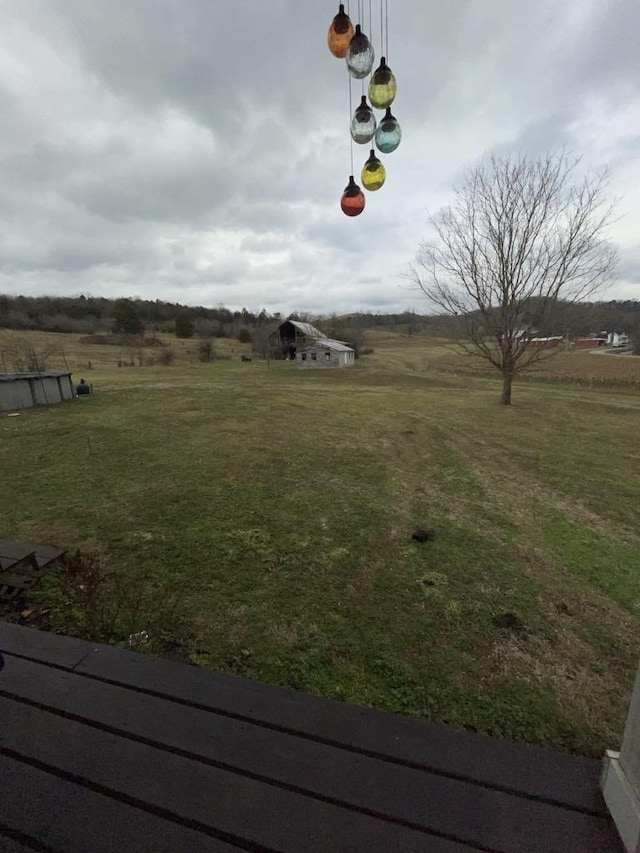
[175,313,195,338]
[361,347,375,355]
[198,340,215,362]
[238,327,252,343]
[112,298,144,336]
[155,348,176,365]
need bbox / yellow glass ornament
[361,149,386,191]
[368,57,397,109]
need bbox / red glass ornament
[340,175,366,217]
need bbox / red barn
[575,337,607,349]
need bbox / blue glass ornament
[374,107,402,154]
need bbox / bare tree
[251,324,278,360]
[0,332,58,373]
[408,152,618,404]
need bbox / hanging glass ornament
[340,175,366,216]
[327,4,355,59]
[368,57,397,109]
[361,149,386,191]
[374,107,402,154]
[346,24,374,79]
[350,95,376,145]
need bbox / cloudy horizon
[0,0,638,316]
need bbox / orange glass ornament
[340,176,366,217]
[327,4,355,58]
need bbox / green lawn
[1,334,639,757]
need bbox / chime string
[365,0,371,96]
[348,65,354,175]
[385,0,389,61]
[358,0,364,97]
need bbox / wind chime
[327,0,401,217]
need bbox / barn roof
[286,320,327,339]
[302,338,354,353]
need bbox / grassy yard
[1,330,639,757]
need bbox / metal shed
[296,338,355,368]
[0,371,74,412]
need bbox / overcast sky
[0,0,638,315]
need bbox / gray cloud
[0,0,638,313]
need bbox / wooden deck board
[0,696,477,853]
[0,654,618,852]
[0,622,607,814]
[0,754,237,853]
[0,622,95,669]
[0,835,33,852]
[0,623,623,852]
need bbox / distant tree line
[0,293,638,344]
[0,295,284,339]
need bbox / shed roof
[0,371,72,382]
[301,338,354,353]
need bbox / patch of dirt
[412,528,436,543]
[492,612,527,634]
[269,622,299,647]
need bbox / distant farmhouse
[609,332,630,348]
[269,320,355,368]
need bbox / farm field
[1,329,640,757]
[434,346,640,388]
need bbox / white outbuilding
[296,339,355,369]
